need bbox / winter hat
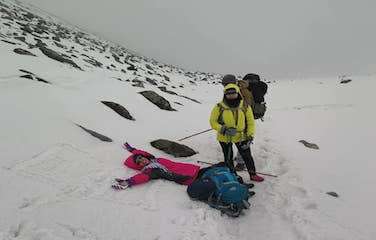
[243,73,260,82]
[223,83,240,94]
[221,74,237,86]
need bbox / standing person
[234,73,268,172]
[209,83,263,182]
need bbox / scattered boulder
[127,64,137,71]
[174,102,183,106]
[14,36,26,42]
[158,86,178,95]
[35,77,50,84]
[179,95,201,104]
[163,75,170,81]
[39,46,82,70]
[145,77,158,86]
[20,74,33,80]
[340,79,352,84]
[326,192,339,198]
[139,91,176,111]
[150,139,197,157]
[19,69,33,75]
[76,124,112,142]
[13,48,36,56]
[131,79,144,88]
[299,140,319,150]
[1,39,17,45]
[101,101,135,121]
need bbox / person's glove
[220,126,237,137]
[112,178,131,190]
[246,136,254,144]
[123,142,135,152]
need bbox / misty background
[22,0,376,79]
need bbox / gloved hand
[246,136,254,144]
[112,178,131,190]
[123,142,135,152]
[220,126,237,137]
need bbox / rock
[76,124,112,142]
[14,36,26,42]
[326,192,339,198]
[131,79,144,88]
[127,64,137,71]
[101,101,135,121]
[121,69,127,74]
[174,102,183,106]
[179,95,201,104]
[19,69,34,75]
[145,77,158,86]
[163,75,170,81]
[299,140,319,150]
[150,139,197,157]
[13,48,36,56]
[112,54,123,64]
[35,77,50,84]
[145,64,153,70]
[20,74,33,80]
[1,39,17,45]
[39,46,82,70]
[158,86,178,95]
[139,90,176,111]
[340,79,352,84]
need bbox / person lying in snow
[112,143,201,190]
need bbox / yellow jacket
[210,84,255,143]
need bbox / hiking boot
[234,163,245,171]
[250,174,264,182]
[244,183,254,189]
[248,190,256,197]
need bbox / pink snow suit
[123,148,200,187]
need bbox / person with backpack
[112,142,201,190]
[232,73,268,171]
[209,82,264,182]
[187,162,255,217]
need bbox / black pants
[219,141,256,176]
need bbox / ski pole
[197,161,278,178]
[177,128,213,141]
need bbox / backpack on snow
[201,166,251,217]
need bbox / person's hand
[220,126,237,137]
[112,178,130,190]
[123,142,135,152]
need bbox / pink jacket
[123,149,200,187]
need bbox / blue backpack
[201,167,250,217]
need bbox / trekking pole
[177,128,213,141]
[197,161,278,178]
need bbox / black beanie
[221,74,237,86]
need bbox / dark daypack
[201,166,250,217]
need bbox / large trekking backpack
[243,73,268,120]
[201,166,250,217]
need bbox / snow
[1,0,376,239]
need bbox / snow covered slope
[1,0,376,239]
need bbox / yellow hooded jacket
[209,84,255,143]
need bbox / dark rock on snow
[139,91,176,111]
[101,101,135,121]
[20,74,33,80]
[150,139,197,157]
[39,46,82,70]
[340,79,352,84]
[13,48,36,56]
[299,140,319,150]
[326,192,339,198]
[158,86,178,95]
[76,124,112,142]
